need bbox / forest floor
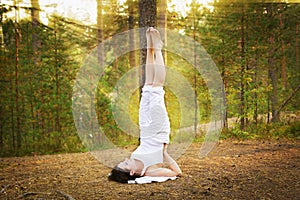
[1,139,300,200]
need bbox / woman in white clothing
[108,27,182,183]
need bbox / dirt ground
[1,139,300,200]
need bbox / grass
[219,121,300,140]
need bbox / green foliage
[221,121,300,140]
[0,15,89,157]
[287,123,300,138]
[270,122,300,139]
[0,1,299,157]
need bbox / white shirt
[139,86,170,143]
[131,86,171,176]
[131,139,164,176]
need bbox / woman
[108,27,182,183]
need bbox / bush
[219,121,300,140]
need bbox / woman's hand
[163,144,182,176]
[163,143,168,153]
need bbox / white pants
[139,86,170,144]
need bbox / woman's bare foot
[150,29,163,50]
[146,27,154,50]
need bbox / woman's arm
[144,144,182,177]
[163,144,182,176]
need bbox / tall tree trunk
[0,121,3,151]
[52,19,61,149]
[221,39,228,130]
[279,10,287,90]
[128,0,136,69]
[14,1,21,150]
[97,0,104,144]
[139,0,156,88]
[296,22,299,75]
[268,38,279,122]
[158,0,167,65]
[253,40,259,126]
[239,6,246,130]
[267,5,279,123]
[10,64,15,151]
[193,13,198,135]
[0,4,5,150]
[97,0,104,66]
[30,0,40,146]
[31,0,40,62]
[0,4,4,48]
[55,36,61,134]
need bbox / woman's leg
[152,49,165,87]
[145,28,155,86]
[139,28,154,128]
[151,29,165,87]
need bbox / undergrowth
[219,121,300,140]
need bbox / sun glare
[2,0,213,25]
[169,0,214,15]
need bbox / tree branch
[273,84,300,120]
[17,192,50,199]
[56,190,76,200]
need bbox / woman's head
[117,158,137,173]
[108,166,141,183]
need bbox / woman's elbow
[176,170,182,176]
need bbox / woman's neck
[133,159,144,175]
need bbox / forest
[0,0,299,158]
[0,0,300,199]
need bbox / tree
[97,0,104,65]
[31,0,40,63]
[14,0,21,150]
[158,0,167,64]
[203,1,300,129]
[139,0,156,87]
[128,0,137,69]
[266,4,279,122]
[30,0,41,149]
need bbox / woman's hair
[108,166,141,183]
